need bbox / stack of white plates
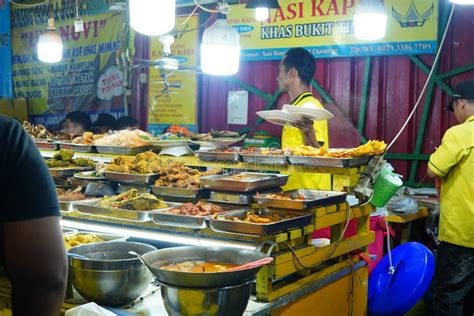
[257,102,334,127]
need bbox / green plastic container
[370,168,403,208]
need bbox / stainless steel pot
[160,280,252,316]
[69,241,156,307]
[142,246,270,288]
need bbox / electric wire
[385,4,456,152]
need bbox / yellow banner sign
[228,0,438,60]
[148,15,198,135]
[11,5,125,128]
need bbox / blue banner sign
[0,0,13,99]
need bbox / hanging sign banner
[147,15,198,135]
[0,0,13,99]
[11,2,125,128]
[228,0,438,60]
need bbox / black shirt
[0,115,59,221]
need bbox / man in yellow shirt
[277,47,330,190]
[427,80,474,316]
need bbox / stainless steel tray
[209,209,314,236]
[200,172,289,193]
[105,171,158,184]
[254,189,347,210]
[63,231,128,242]
[75,198,169,222]
[208,191,254,205]
[35,140,58,150]
[62,228,77,235]
[59,142,96,153]
[288,155,371,168]
[151,203,235,229]
[59,198,97,214]
[151,186,208,199]
[241,153,288,165]
[95,145,152,155]
[195,150,241,164]
[49,167,94,178]
[117,183,150,194]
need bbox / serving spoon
[129,251,155,272]
[225,257,274,272]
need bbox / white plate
[147,139,189,147]
[256,110,303,127]
[283,103,334,120]
[74,171,106,180]
[190,135,246,150]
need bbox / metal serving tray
[200,172,289,193]
[208,191,254,205]
[59,142,96,153]
[95,145,152,155]
[241,153,288,166]
[63,231,128,242]
[209,209,314,236]
[105,171,158,184]
[254,189,348,210]
[62,228,77,235]
[59,197,98,214]
[49,167,94,178]
[75,198,170,222]
[117,183,150,194]
[35,140,58,150]
[151,186,208,199]
[195,150,241,164]
[151,203,236,229]
[288,155,371,168]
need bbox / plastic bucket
[370,168,403,208]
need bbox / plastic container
[370,168,403,208]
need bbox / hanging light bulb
[129,0,175,36]
[354,0,387,41]
[246,0,280,21]
[37,18,63,63]
[201,14,240,76]
[450,0,474,4]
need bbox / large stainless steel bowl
[69,241,156,307]
[160,280,253,316]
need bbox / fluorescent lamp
[201,15,240,76]
[450,0,474,3]
[354,0,387,41]
[129,0,175,36]
[37,18,63,63]
[255,7,270,21]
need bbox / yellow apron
[282,92,331,190]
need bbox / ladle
[129,250,155,272]
[225,257,274,272]
[67,253,90,260]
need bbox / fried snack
[287,140,386,158]
[46,149,95,168]
[64,234,104,250]
[154,161,222,189]
[106,151,161,174]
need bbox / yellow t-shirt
[428,115,474,248]
[281,92,331,190]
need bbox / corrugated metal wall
[133,5,474,182]
[198,5,474,181]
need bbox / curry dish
[159,261,238,273]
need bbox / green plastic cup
[370,168,403,208]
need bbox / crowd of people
[58,112,139,137]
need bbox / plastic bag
[65,302,117,316]
[387,196,419,214]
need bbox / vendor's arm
[427,128,466,179]
[3,217,67,316]
[293,118,321,148]
[0,118,67,316]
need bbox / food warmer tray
[288,155,371,168]
[105,171,158,184]
[60,198,98,214]
[59,142,96,153]
[61,228,77,235]
[63,231,128,242]
[117,183,150,194]
[74,198,172,222]
[95,145,152,155]
[207,191,254,205]
[35,140,58,150]
[209,209,313,236]
[254,189,347,210]
[195,150,241,164]
[200,172,289,193]
[151,186,209,200]
[241,153,288,165]
[49,167,94,178]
